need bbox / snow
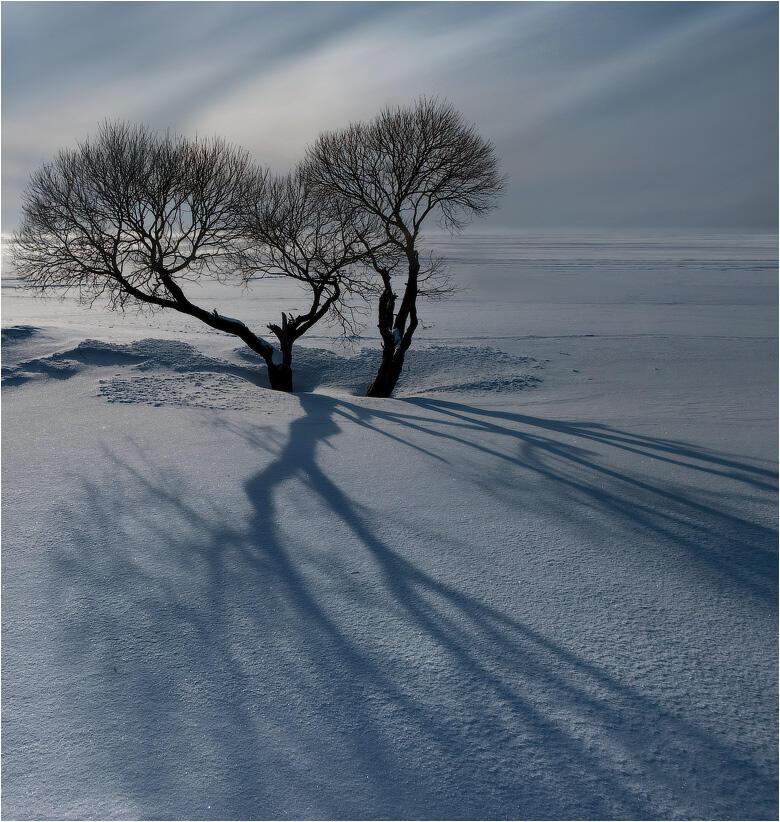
[2,230,777,819]
[211,310,248,329]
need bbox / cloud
[2,2,777,230]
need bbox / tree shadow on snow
[31,395,778,820]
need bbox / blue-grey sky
[2,1,777,231]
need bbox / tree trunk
[366,247,419,398]
[267,361,293,392]
[366,352,404,397]
[266,318,295,392]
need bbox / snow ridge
[2,333,543,408]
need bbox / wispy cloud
[2,2,777,230]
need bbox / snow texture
[2,231,777,820]
[3,337,543,404]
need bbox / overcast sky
[2,1,777,231]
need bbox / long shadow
[236,398,651,817]
[219,392,776,817]
[409,397,778,484]
[321,395,778,601]
[21,392,777,819]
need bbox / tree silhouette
[12,122,370,392]
[306,98,504,397]
[239,167,386,390]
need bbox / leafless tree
[239,167,386,389]
[12,122,360,392]
[305,98,504,397]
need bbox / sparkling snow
[2,231,777,819]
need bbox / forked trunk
[266,321,296,392]
[366,248,419,398]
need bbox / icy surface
[2,231,777,820]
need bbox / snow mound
[99,373,288,411]
[3,337,542,404]
[2,338,266,392]
[2,339,146,386]
[2,358,81,386]
[68,338,243,372]
[238,343,543,396]
[392,345,542,395]
[417,374,542,393]
[1,324,41,345]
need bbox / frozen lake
[2,230,778,819]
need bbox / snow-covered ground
[2,231,777,820]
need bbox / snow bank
[1,324,41,345]
[3,334,543,406]
[2,337,265,393]
[237,343,544,397]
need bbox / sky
[2,1,777,231]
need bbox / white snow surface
[2,231,778,820]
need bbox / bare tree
[239,167,384,390]
[11,122,336,392]
[305,98,504,397]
